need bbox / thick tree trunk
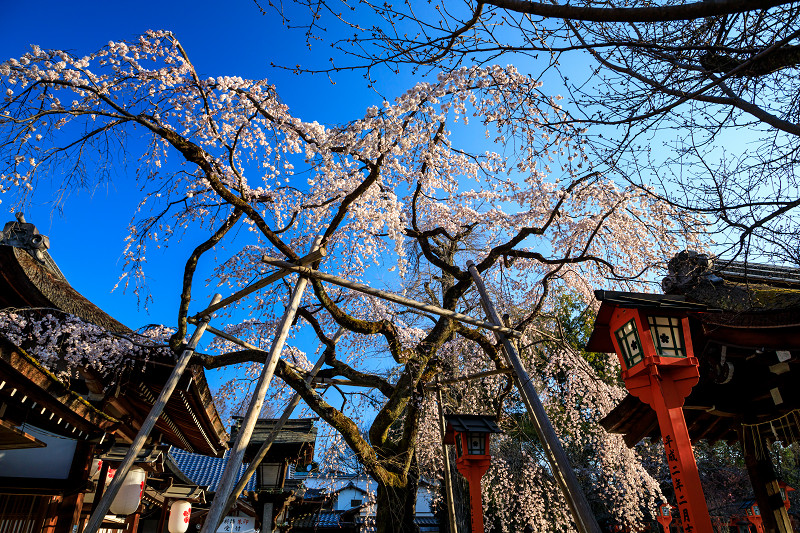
[374,478,420,533]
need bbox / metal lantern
[109,466,146,516]
[168,500,192,533]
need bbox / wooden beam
[261,257,522,338]
[201,238,322,533]
[424,369,511,389]
[220,327,346,516]
[192,247,326,319]
[467,261,602,533]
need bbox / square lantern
[443,414,503,533]
[589,291,712,533]
[443,414,502,460]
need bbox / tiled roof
[292,510,342,528]
[169,448,257,492]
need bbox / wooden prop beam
[467,261,602,533]
[424,369,511,389]
[436,377,459,533]
[83,293,222,533]
[200,238,322,533]
[193,247,326,319]
[261,257,522,338]
[220,327,347,516]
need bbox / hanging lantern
[168,500,192,533]
[109,466,146,515]
[89,458,103,479]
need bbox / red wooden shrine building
[588,251,800,533]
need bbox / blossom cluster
[0,310,173,384]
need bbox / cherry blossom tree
[0,32,700,532]
[270,0,800,264]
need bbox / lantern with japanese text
[168,500,192,533]
[590,291,714,533]
[109,466,146,515]
[443,414,502,533]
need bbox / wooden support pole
[435,378,459,533]
[220,328,346,515]
[200,239,322,533]
[466,261,602,533]
[261,257,521,338]
[424,369,511,389]
[193,247,326,319]
[83,293,222,533]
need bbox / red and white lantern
[168,500,192,533]
[109,466,146,515]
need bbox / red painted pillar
[651,391,713,533]
[607,309,713,533]
[454,434,492,533]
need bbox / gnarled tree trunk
[374,474,420,533]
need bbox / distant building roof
[230,417,318,464]
[169,448,257,492]
[292,510,343,529]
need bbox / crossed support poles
[83,242,601,533]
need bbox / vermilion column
[609,309,713,533]
[647,370,714,533]
[454,434,492,533]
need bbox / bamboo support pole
[83,293,222,533]
[200,238,322,533]
[466,261,601,533]
[261,257,521,338]
[193,247,326,319]
[220,327,346,515]
[436,377,459,533]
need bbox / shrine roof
[0,216,228,456]
[230,417,318,464]
[593,251,800,448]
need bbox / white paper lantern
[89,458,103,479]
[109,467,146,515]
[168,500,192,533]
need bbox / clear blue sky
[0,0,414,331]
[0,0,429,409]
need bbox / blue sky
[0,0,412,330]
[0,0,429,408]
